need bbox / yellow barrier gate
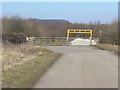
[67,29,93,45]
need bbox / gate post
[89,37,92,45]
[67,30,69,45]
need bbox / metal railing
[27,37,67,46]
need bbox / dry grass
[2,43,61,88]
[97,44,118,51]
[2,43,45,70]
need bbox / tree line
[2,16,118,45]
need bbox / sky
[2,2,118,24]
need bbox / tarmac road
[33,46,118,88]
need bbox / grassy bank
[97,44,118,51]
[2,43,61,88]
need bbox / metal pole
[100,30,102,37]
[67,30,69,45]
[90,30,92,45]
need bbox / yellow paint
[100,30,102,36]
[67,30,70,38]
[56,40,59,45]
[67,29,92,38]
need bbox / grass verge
[96,44,118,51]
[2,48,61,88]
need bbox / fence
[27,37,98,46]
[27,37,67,46]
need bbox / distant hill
[32,18,70,23]
[31,18,71,37]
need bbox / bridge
[27,29,99,46]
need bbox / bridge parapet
[26,37,67,46]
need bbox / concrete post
[89,37,92,45]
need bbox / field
[2,43,61,88]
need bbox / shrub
[2,33,26,44]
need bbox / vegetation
[2,43,61,88]
[97,44,118,51]
[2,16,118,45]
[2,33,26,44]
[1,15,118,87]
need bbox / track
[33,46,118,88]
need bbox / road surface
[33,46,118,88]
